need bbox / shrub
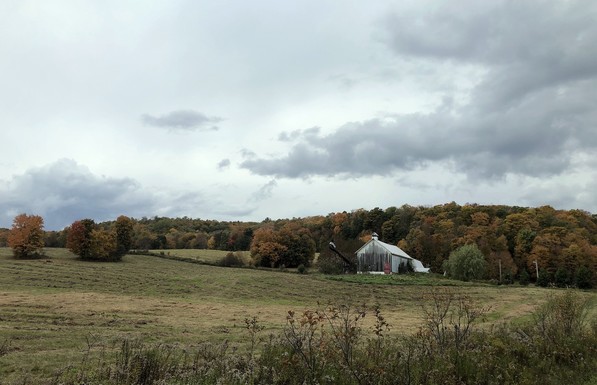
[536,270,552,287]
[317,251,345,274]
[297,264,307,274]
[444,244,487,281]
[402,261,415,274]
[554,268,571,288]
[575,265,594,289]
[0,338,11,357]
[220,252,245,267]
[518,268,530,286]
[532,291,591,346]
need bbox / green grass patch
[325,272,478,286]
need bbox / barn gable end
[355,234,429,273]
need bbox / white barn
[355,233,429,274]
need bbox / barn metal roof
[355,237,412,259]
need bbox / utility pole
[533,260,539,281]
[499,259,502,283]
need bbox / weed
[244,316,264,359]
[0,338,12,357]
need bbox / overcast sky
[1,0,596,230]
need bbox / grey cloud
[250,179,277,202]
[519,172,597,213]
[327,74,359,91]
[157,191,208,217]
[241,1,597,181]
[163,190,257,219]
[385,1,597,109]
[240,87,597,179]
[384,1,597,65]
[0,159,154,230]
[241,116,447,178]
[240,148,256,158]
[217,159,231,170]
[214,207,257,217]
[278,127,321,142]
[142,110,222,131]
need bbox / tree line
[1,203,596,285]
[3,214,134,262]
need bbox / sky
[1,0,597,230]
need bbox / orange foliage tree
[250,223,315,268]
[525,226,591,277]
[250,227,286,267]
[7,214,45,259]
[67,219,95,259]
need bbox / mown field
[145,248,251,264]
[0,247,595,383]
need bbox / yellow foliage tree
[89,229,118,261]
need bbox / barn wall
[357,242,393,272]
[391,256,408,273]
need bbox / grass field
[0,247,595,383]
[146,248,251,265]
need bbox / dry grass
[0,247,595,383]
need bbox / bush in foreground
[53,290,597,385]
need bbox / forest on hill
[1,203,596,284]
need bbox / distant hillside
[2,203,596,284]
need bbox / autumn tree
[527,227,597,275]
[132,223,156,250]
[501,212,539,271]
[486,235,518,282]
[90,229,119,261]
[277,222,316,267]
[67,217,126,261]
[7,214,45,259]
[0,228,9,247]
[115,215,134,256]
[250,223,316,268]
[67,219,95,259]
[251,227,281,267]
[253,241,287,267]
